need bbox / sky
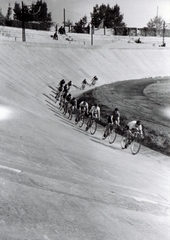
[1,0,170,28]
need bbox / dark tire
[79,116,84,128]
[63,107,67,115]
[121,133,128,149]
[63,103,68,115]
[131,136,141,155]
[68,109,72,120]
[90,121,97,135]
[59,104,63,111]
[109,128,117,144]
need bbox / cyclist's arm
[86,103,89,112]
[138,125,144,137]
[98,108,101,120]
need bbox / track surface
[0,29,170,240]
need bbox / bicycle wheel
[68,109,72,120]
[79,116,84,128]
[109,128,117,144]
[63,106,67,115]
[90,120,97,135]
[121,133,128,149]
[131,136,141,155]
[59,101,63,111]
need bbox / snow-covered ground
[0,27,170,240]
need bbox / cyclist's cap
[94,103,98,107]
[115,108,119,111]
[136,120,141,125]
[68,81,72,85]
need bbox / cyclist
[86,103,100,131]
[81,79,87,90]
[55,79,65,102]
[91,76,98,86]
[75,100,89,123]
[125,120,144,148]
[63,81,73,94]
[69,97,77,111]
[103,108,120,138]
[63,93,72,114]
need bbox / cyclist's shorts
[108,116,112,123]
[81,106,87,112]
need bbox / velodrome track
[0,28,170,240]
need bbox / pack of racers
[54,79,144,142]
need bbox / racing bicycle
[102,123,118,144]
[121,130,142,155]
[68,105,74,120]
[85,116,97,135]
[75,110,86,128]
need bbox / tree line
[0,1,167,35]
[0,0,53,31]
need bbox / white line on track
[0,165,21,173]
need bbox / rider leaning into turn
[75,100,89,123]
[103,107,120,138]
[125,120,144,148]
[85,103,100,131]
[89,103,100,120]
[69,97,77,112]
[55,79,65,102]
[91,76,98,85]
[63,81,73,94]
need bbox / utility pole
[63,8,65,30]
[91,23,93,45]
[22,1,26,42]
[162,21,166,46]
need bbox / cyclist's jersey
[70,98,77,107]
[79,101,88,112]
[63,84,70,93]
[58,85,64,92]
[112,111,120,121]
[93,76,98,81]
[82,80,87,84]
[62,92,67,100]
[108,115,113,123]
[66,95,72,103]
[127,121,143,134]
[90,106,100,119]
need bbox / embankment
[79,77,170,156]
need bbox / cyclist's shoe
[102,133,106,139]
[124,144,127,149]
[85,126,89,131]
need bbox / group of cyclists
[54,78,144,150]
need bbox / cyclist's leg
[124,130,132,148]
[75,109,81,123]
[85,115,92,131]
